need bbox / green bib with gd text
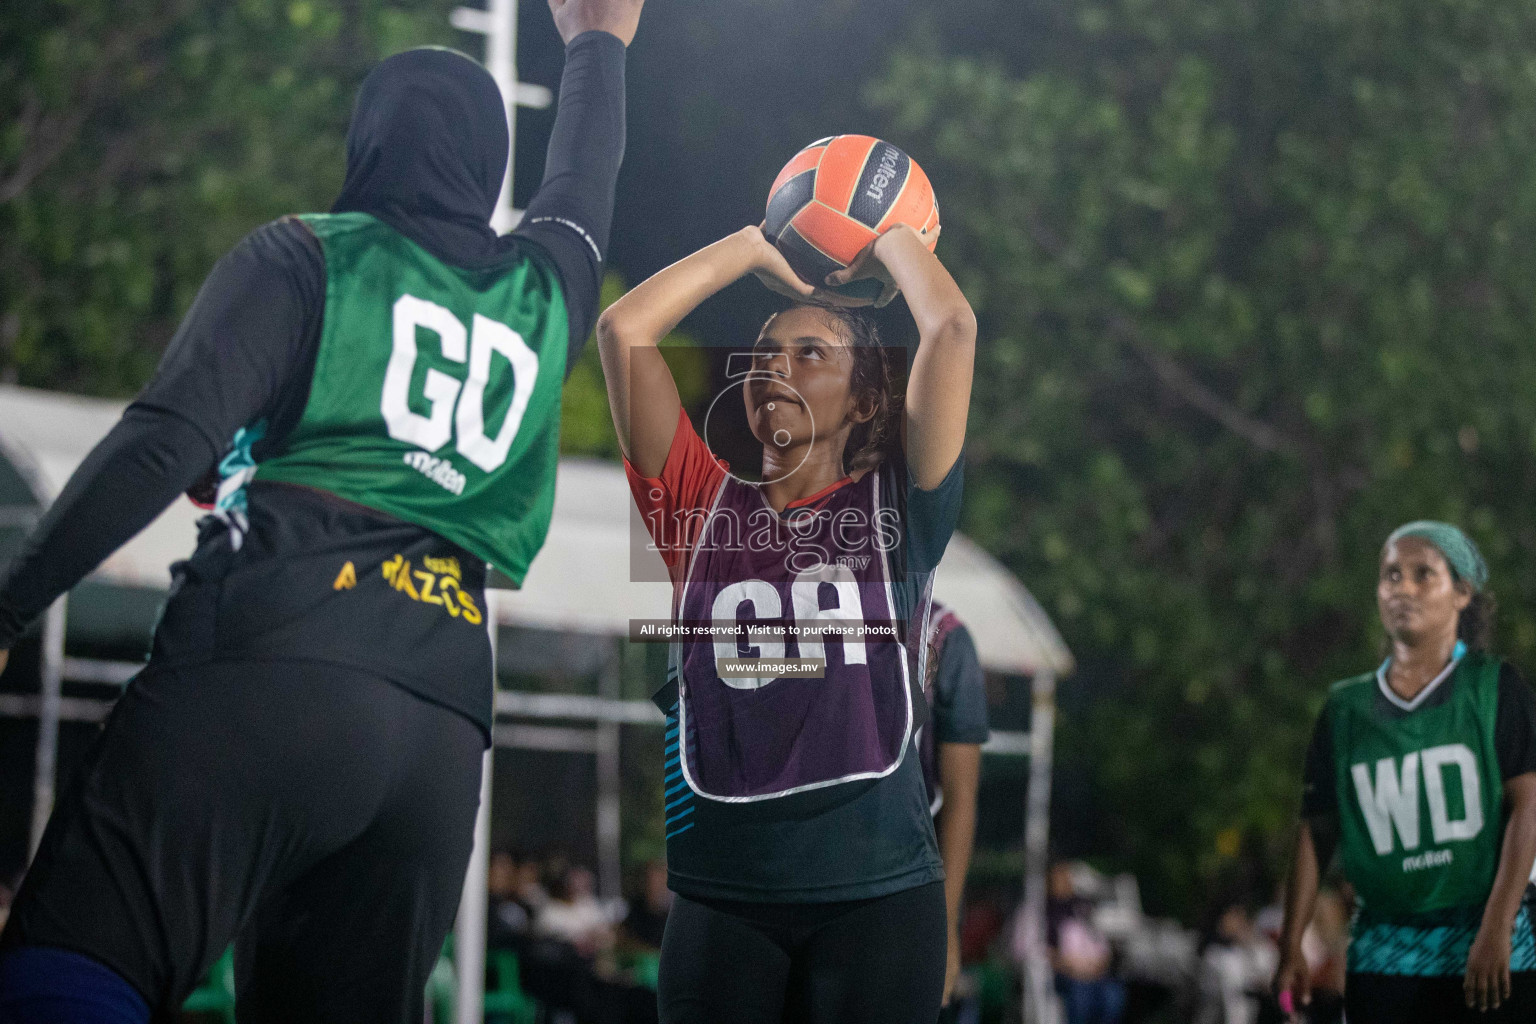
[1330,652,1504,917]
[255,212,569,584]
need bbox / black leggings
[658,881,947,1024]
[0,660,484,1023]
[1345,971,1536,1024]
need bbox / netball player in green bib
[0,2,642,1020]
[1274,522,1536,1022]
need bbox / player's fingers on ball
[815,288,871,308]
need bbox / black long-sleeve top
[0,32,627,734]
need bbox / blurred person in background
[919,602,990,1020]
[1048,862,1125,1024]
[0,2,643,1020]
[1274,522,1536,1023]
[488,850,534,949]
[518,855,553,917]
[1195,900,1277,1024]
[520,861,618,1024]
[618,860,673,954]
[537,864,616,960]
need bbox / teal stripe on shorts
[1349,903,1536,976]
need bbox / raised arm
[827,225,976,490]
[596,225,812,476]
[515,0,642,372]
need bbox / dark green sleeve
[1300,702,1336,819]
[902,451,964,577]
[934,625,989,744]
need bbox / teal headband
[1386,520,1488,592]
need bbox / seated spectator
[536,864,615,960]
[487,850,533,948]
[1049,862,1126,1024]
[618,860,671,953]
[516,855,550,916]
[1196,901,1277,1024]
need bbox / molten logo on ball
[864,146,902,205]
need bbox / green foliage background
[872,0,1536,909]
[6,0,1536,916]
[1,0,457,392]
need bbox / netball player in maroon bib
[598,220,976,1024]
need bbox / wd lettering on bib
[1329,653,1504,916]
[253,213,569,585]
[1350,744,1485,855]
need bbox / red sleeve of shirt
[623,407,728,580]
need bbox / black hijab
[332,47,512,269]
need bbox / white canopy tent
[0,383,1072,1020]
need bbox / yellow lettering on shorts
[458,590,483,626]
[422,555,462,581]
[333,561,357,591]
[393,560,420,600]
[415,570,443,605]
[378,552,480,622]
[438,576,463,617]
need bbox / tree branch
[1109,315,1297,456]
[1019,207,1300,458]
[0,28,155,204]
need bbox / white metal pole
[440,5,551,1015]
[1019,670,1057,1024]
[27,595,67,863]
[450,0,552,235]
[455,590,499,1024]
[596,640,623,900]
[486,0,518,233]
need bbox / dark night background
[7,0,1536,923]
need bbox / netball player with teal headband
[1275,522,1536,1022]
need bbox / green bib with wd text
[1330,652,1503,918]
[255,213,568,585]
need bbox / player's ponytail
[1458,590,1496,652]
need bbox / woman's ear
[848,389,879,427]
[1453,580,1474,612]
